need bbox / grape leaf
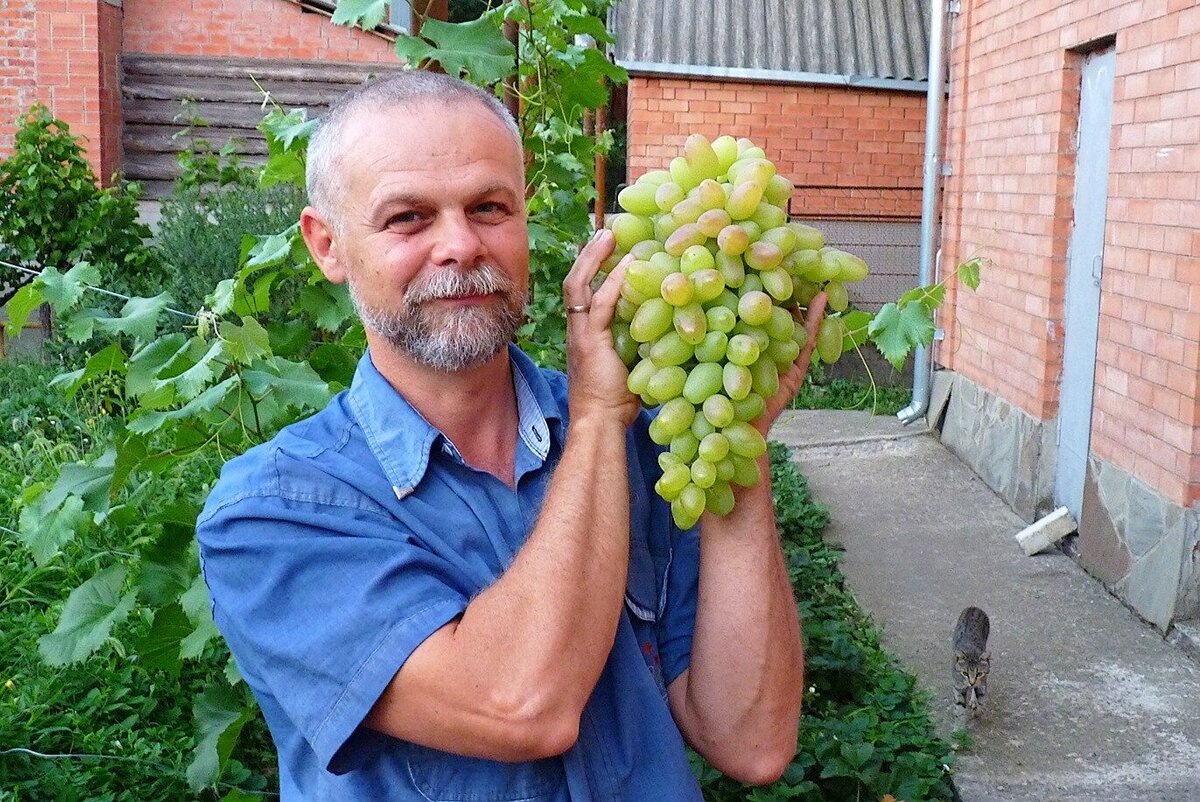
[330,0,387,30]
[839,310,874,350]
[4,281,43,337]
[186,683,252,791]
[241,357,332,412]
[18,494,87,566]
[126,333,190,398]
[260,108,316,153]
[958,258,982,290]
[49,342,127,397]
[39,565,136,665]
[898,283,945,313]
[128,375,239,435]
[39,262,101,310]
[92,294,172,344]
[137,513,196,606]
[296,283,355,332]
[245,227,297,269]
[868,302,936,370]
[180,572,220,660]
[219,317,271,366]
[394,18,516,85]
[136,602,191,675]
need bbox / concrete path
[770,410,1200,802]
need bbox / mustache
[405,265,514,305]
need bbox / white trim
[616,60,929,93]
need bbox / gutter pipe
[898,0,953,425]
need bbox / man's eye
[387,212,423,229]
[474,202,507,218]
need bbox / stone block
[1117,523,1186,631]
[1078,463,1132,587]
[1016,506,1078,556]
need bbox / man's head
[300,71,530,373]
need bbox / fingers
[563,229,617,305]
[587,253,633,331]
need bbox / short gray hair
[305,70,522,227]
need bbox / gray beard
[347,264,526,373]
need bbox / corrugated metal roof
[609,0,930,89]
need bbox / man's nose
[429,211,486,267]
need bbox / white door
[1056,47,1116,520]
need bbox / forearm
[678,455,804,769]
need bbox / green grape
[717,224,750,256]
[787,222,826,250]
[620,281,649,306]
[660,272,695,307]
[739,273,764,296]
[613,322,639,365]
[630,298,674,342]
[669,431,700,462]
[787,249,822,280]
[731,392,765,423]
[725,181,763,220]
[751,203,787,231]
[712,135,739,171]
[764,174,795,206]
[664,223,706,257]
[759,267,794,302]
[739,220,763,243]
[691,412,717,439]
[672,484,706,529]
[655,181,686,212]
[697,208,732,238]
[684,133,723,179]
[714,289,740,314]
[791,320,810,350]
[697,432,730,463]
[615,296,639,323]
[737,291,773,326]
[826,280,850,312]
[767,306,796,341]
[726,334,761,366]
[738,159,775,188]
[630,239,663,261]
[745,241,783,272]
[637,169,673,187]
[715,458,736,482]
[816,318,845,364]
[722,362,753,400]
[680,245,716,274]
[724,421,767,459]
[732,322,771,351]
[815,248,844,282]
[767,338,801,367]
[655,463,692,501]
[669,155,702,191]
[837,252,869,282]
[749,356,779,398]
[696,178,726,210]
[673,302,707,345]
[627,259,671,297]
[690,458,718,489]
[649,251,681,273]
[705,306,736,335]
[647,365,688,402]
[690,269,725,303]
[683,362,724,404]
[655,397,696,438]
[705,481,736,516]
[703,393,736,428]
[655,213,682,243]
[729,454,761,488]
[610,213,656,251]
[714,251,746,288]
[793,278,821,305]
[760,225,798,255]
[627,357,658,395]
[694,330,728,363]
[671,197,705,226]
[617,183,661,216]
[649,331,694,367]
[658,451,682,472]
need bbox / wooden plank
[123,80,357,107]
[121,97,281,129]
[123,126,269,156]
[121,53,401,84]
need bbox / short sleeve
[197,494,469,774]
[655,521,699,686]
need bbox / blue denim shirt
[197,345,704,801]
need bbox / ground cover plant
[3,3,961,798]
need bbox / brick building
[609,0,932,315]
[935,0,1199,630]
[0,0,397,193]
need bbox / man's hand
[562,229,640,427]
[755,292,829,435]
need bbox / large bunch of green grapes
[603,134,869,528]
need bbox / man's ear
[300,206,346,285]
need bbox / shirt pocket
[403,742,565,801]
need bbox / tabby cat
[953,606,991,714]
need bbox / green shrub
[791,376,912,417]
[694,444,957,801]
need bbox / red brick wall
[122,0,396,62]
[625,76,927,220]
[35,1,109,180]
[98,1,122,182]
[938,0,1200,504]
[0,0,37,157]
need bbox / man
[197,70,816,800]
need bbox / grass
[792,376,912,417]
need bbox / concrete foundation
[936,370,1200,631]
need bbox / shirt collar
[347,344,565,500]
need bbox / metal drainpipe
[898,0,954,425]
